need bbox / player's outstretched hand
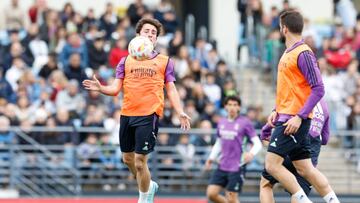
[82,75,101,91]
[179,112,191,131]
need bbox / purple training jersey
[217,116,256,172]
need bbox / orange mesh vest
[121,54,169,117]
[276,44,313,118]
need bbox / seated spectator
[64,53,88,84]
[176,134,196,171]
[77,133,101,178]
[324,37,352,70]
[190,120,216,147]
[55,108,78,145]
[26,23,49,74]
[168,30,184,57]
[5,57,28,91]
[48,70,68,101]
[88,36,107,70]
[203,73,222,108]
[99,2,119,40]
[126,0,148,26]
[18,70,41,102]
[206,49,220,72]
[0,69,15,103]
[215,60,233,88]
[38,53,58,79]
[173,45,191,79]
[56,79,86,118]
[14,96,36,123]
[191,83,210,113]
[108,38,128,69]
[59,32,88,68]
[154,0,178,34]
[3,42,33,73]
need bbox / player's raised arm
[82,75,123,96]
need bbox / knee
[122,156,134,166]
[296,165,314,178]
[134,157,146,172]
[226,192,238,203]
[206,189,217,201]
[265,162,278,175]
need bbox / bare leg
[206,185,227,203]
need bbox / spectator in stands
[176,134,196,171]
[154,0,178,34]
[0,69,15,103]
[83,9,98,33]
[88,36,107,70]
[206,49,220,73]
[99,3,119,40]
[192,83,210,113]
[173,45,191,79]
[5,57,27,92]
[60,2,75,25]
[108,38,128,69]
[28,0,48,25]
[59,32,88,69]
[64,53,88,84]
[98,133,122,191]
[190,120,216,147]
[215,60,234,88]
[14,96,35,123]
[39,9,59,46]
[55,108,77,145]
[168,30,184,57]
[324,36,352,70]
[31,91,56,115]
[38,53,58,79]
[77,133,101,178]
[3,42,33,73]
[18,70,41,102]
[3,103,20,125]
[203,73,222,108]
[127,0,148,26]
[48,70,68,101]
[56,79,86,118]
[184,100,200,126]
[26,23,49,74]
[4,0,26,30]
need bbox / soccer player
[82,18,191,203]
[260,99,330,203]
[264,10,339,203]
[205,96,262,203]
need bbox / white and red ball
[128,36,154,61]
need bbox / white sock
[292,189,312,203]
[138,181,152,203]
[323,191,340,203]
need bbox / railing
[0,126,359,196]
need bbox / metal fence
[0,126,359,197]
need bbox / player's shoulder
[156,53,170,61]
[237,116,253,125]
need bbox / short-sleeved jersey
[217,116,257,172]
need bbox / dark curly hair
[135,18,163,37]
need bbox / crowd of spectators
[2,0,360,190]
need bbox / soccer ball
[128,36,154,61]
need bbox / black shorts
[262,135,322,195]
[119,113,159,154]
[267,119,311,161]
[209,169,243,192]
